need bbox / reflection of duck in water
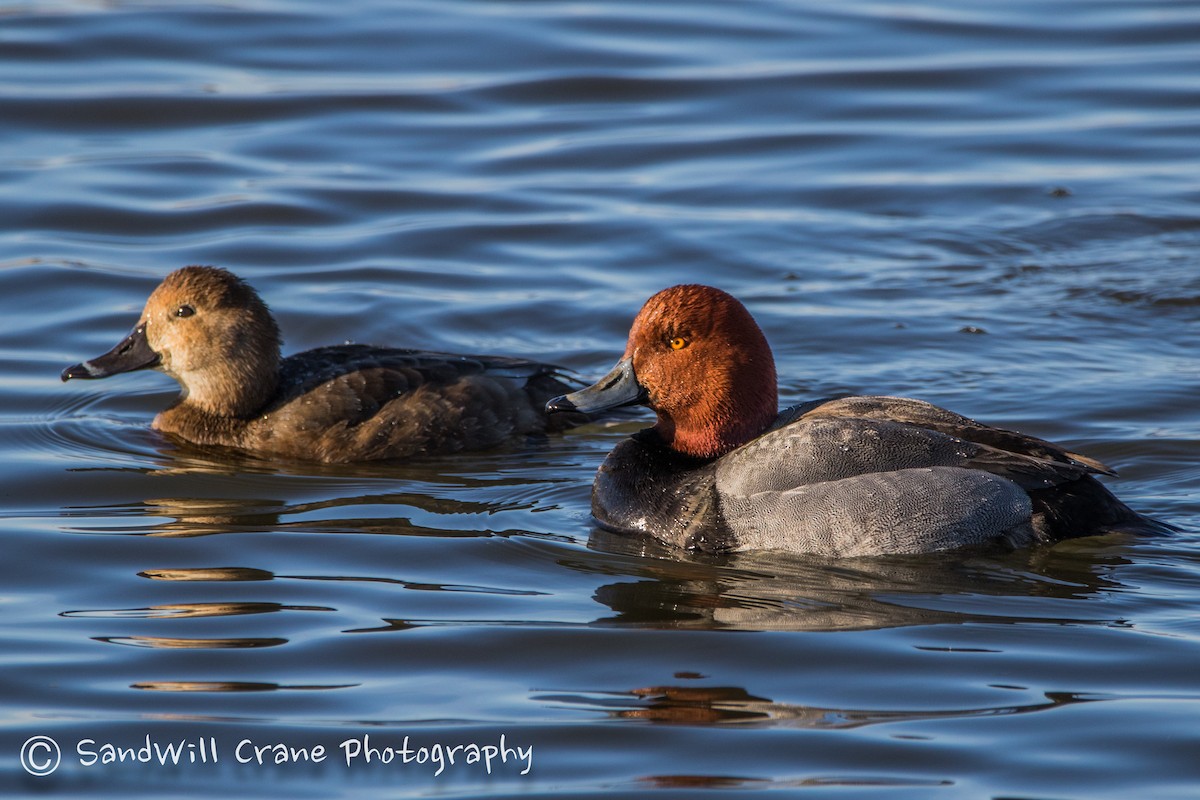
[550,284,1171,556]
[540,680,1100,736]
[63,266,584,461]
[115,487,520,538]
[588,532,1130,632]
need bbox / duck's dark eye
[175,304,195,318]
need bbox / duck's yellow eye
[669,336,687,350]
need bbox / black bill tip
[545,394,579,414]
[61,362,100,382]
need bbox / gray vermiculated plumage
[720,466,1035,557]
[592,396,1163,556]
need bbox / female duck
[547,284,1165,556]
[63,266,581,462]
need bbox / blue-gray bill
[545,358,647,415]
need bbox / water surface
[2,1,1200,797]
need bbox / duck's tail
[1028,476,1177,542]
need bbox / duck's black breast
[592,431,730,552]
[244,345,576,462]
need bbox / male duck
[63,266,581,462]
[547,284,1165,556]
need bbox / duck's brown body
[153,345,576,461]
[63,266,580,462]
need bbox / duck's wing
[277,345,571,399]
[254,346,577,461]
[719,417,1090,499]
[794,395,1116,476]
[795,396,1174,542]
[712,395,1156,553]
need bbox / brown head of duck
[64,266,281,425]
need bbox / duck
[546,284,1167,557]
[62,265,584,462]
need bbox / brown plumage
[63,266,582,462]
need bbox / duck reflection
[132,681,355,692]
[139,567,274,581]
[69,601,334,650]
[68,490,532,539]
[65,496,290,538]
[96,635,288,649]
[540,682,1100,728]
[102,428,584,482]
[62,601,328,618]
[637,774,949,790]
[639,775,772,790]
[586,528,1133,631]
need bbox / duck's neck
[155,361,279,446]
[656,375,778,460]
[179,360,280,419]
[191,310,282,419]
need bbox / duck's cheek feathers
[635,351,699,411]
[141,325,169,366]
[147,309,208,365]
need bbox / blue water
[2,1,1200,797]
